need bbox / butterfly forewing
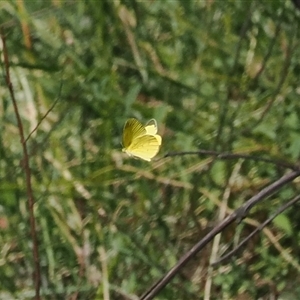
[145,119,161,145]
[145,119,158,135]
[122,118,146,148]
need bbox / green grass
[1,0,300,299]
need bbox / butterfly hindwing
[126,135,160,161]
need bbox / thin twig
[163,150,298,170]
[252,13,282,82]
[250,20,296,129]
[25,80,62,142]
[1,31,41,299]
[204,162,242,300]
[213,1,254,149]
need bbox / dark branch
[212,194,300,266]
[140,169,300,300]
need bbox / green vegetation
[1,0,300,299]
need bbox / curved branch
[212,194,300,266]
[140,169,300,300]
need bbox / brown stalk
[1,31,41,299]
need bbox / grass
[1,0,300,299]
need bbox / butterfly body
[122,118,162,161]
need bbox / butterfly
[122,118,162,161]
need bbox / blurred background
[1,1,300,299]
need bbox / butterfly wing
[145,119,158,135]
[122,118,146,149]
[145,119,162,145]
[125,135,160,161]
[122,118,162,161]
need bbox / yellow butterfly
[122,118,162,161]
